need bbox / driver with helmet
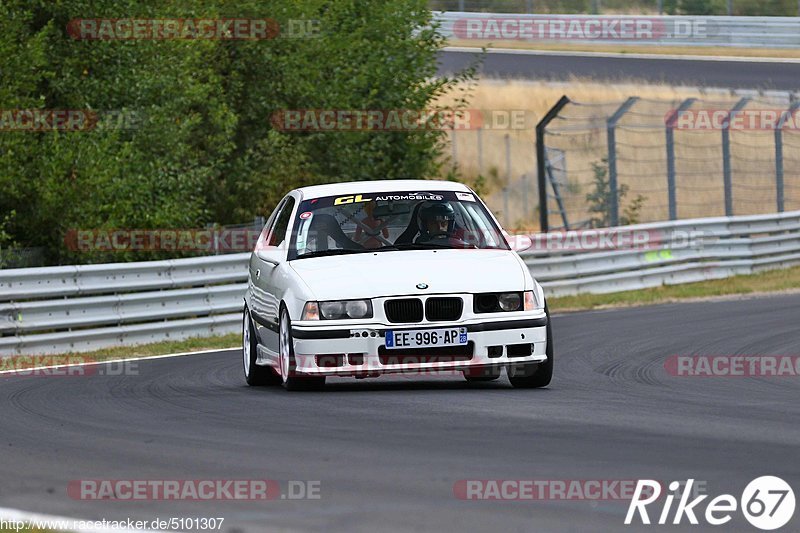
[415,200,458,244]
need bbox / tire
[508,305,553,389]
[279,306,326,392]
[463,364,502,382]
[243,307,280,386]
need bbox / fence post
[458,0,465,11]
[477,127,483,175]
[522,173,530,220]
[504,133,511,226]
[722,97,750,217]
[665,98,696,221]
[775,101,800,213]
[607,97,638,227]
[536,95,570,233]
[451,129,457,170]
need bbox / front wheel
[508,306,553,389]
[279,307,325,391]
[243,308,280,386]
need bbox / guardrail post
[722,97,750,217]
[665,98,696,221]
[607,97,638,227]
[536,95,570,233]
[775,101,800,213]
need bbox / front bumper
[290,316,548,376]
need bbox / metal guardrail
[1,210,799,355]
[0,255,251,356]
[435,12,800,48]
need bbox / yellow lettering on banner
[334,194,370,205]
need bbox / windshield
[288,190,509,260]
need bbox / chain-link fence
[540,95,800,230]
[447,94,800,231]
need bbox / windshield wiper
[391,242,456,250]
[297,248,366,259]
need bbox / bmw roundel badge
[416,282,429,290]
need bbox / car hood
[289,249,529,301]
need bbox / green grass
[42,333,240,365]
[548,265,800,312]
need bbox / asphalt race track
[1,294,799,532]
[439,49,800,90]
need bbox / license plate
[385,327,468,350]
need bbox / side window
[255,198,284,251]
[268,196,296,247]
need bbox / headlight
[304,299,373,320]
[320,301,345,319]
[474,292,523,313]
[498,292,521,311]
[345,300,370,319]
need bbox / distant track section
[438,47,800,90]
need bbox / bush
[585,159,646,228]
[0,0,475,265]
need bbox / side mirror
[255,247,284,265]
[503,231,533,252]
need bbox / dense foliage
[0,0,473,265]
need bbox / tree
[0,0,475,264]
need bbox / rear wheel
[243,308,280,386]
[508,306,553,389]
[279,307,326,391]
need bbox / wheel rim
[279,311,290,382]
[243,312,251,377]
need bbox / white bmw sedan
[243,180,553,391]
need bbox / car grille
[425,297,463,322]
[384,298,423,323]
[378,342,474,365]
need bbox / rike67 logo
[626,477,795,530]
